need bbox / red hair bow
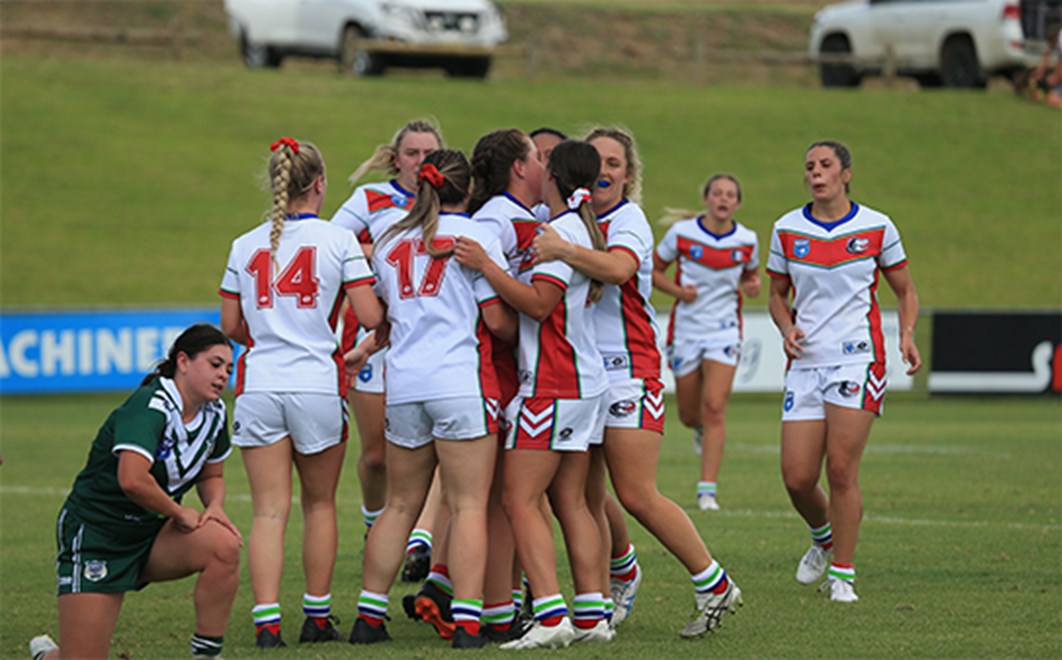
[419,163,444,189]
[270,137,300,154]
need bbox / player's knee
[678,408,700,428]
[208,528,242,570]
[782,470,818,498]
[360,449,387,475]
[614,484,653,519]
[824,461,857,491]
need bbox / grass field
[2,55,1060,311]
[2,393,1060,657]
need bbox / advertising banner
[0,309,231,394]
[928,311,1061,394]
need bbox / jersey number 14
[246,247,319,309]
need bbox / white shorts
[385,397,500,449]
[667,327,742,377]
[782,361,887,422]
[604,377,665,432]
[233,392,348,454]
[506,394,608,452]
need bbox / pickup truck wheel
[819,35,861,88]
[941,37,985,88]
[340,25,385,77]
[241,32,282,69]
[445,57,491,79]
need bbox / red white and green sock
[425,564,453,596]
[691,560,729,595]
[252,602,281,637]
[572,592,605,629]
[511,587,523,613]
[406,528,432,555]
[303,593,332,630]
[356,590,388,626]
[610,542,639,582]
[483,600,516,632]
[810,522,834,550]
[532,593,569,626]
[452,598,483,636]
[697,481,717,498]
[828,562,855,584]
[362,504,383,530]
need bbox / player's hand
[678,285,698,303]
[454,236,489,271]
[900,335,922,375]
[741,272,762,298]
[343,345,371,381]
[531,224,572,264]
[200,506,244,545]
[783,326,805,359]
[173,505,201,533]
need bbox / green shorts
[55,506,160,595]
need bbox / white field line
[729,442,1012,459]
[3,486,1057,532]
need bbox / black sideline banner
[929,311,1062,394]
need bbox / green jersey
[64,376,231,541]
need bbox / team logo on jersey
[731,249,747,263]
[846,237,870,254]
[391,193,409,208]
[723,344,741,359]
[232,420,242,435]
[690,245,704,260]
[602,354,630,371]
[558,427,574,441]
[842,340,871,355]
[793,239,810,259]
[838,381,861,398]
[609,400,637,417]
[783,390,795,412]
[670,356,683,371]
[83,560,108,582]
[155,434,177,460]
[358,364,373,383]
[519,370,533,384]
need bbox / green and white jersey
[64,376,231,539]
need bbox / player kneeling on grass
[30,324,242,660]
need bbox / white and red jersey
[655,216,759,344]
[766,202,908,368]
[372,212,504,405]
[472,193,542,276]
[593,200,662,380]
[333,179,416,243]
[518,211,609,399]
[219,215,376,395]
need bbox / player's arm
[482,299,518,344]
[345,283,384,330]
[652,252,697,302]
[117,451,200,532]
[768,274,803,359]
[220,298,249,345]
[533,224,636,285]
[455,237,563,322]
[882,265,922,375]
[739,267,762,298]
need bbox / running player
[347,149,516,649]
[653,174,761,511]
[219,137,383,647]
[30,324,241,660]
[767,140,921,602]
[333,120,444,580]
[456,139,612,649]
[532,127,743,638]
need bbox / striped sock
[610,542,639,582]
[828,562,855,584]
[483,600,516,631]
[697,481,717,498]
[532,593,568,626]
[603,597,614,622]
[357,590,388,626]
[406,528,433,555]
[252,602,281,635]
[303,592,331,629]
[362,504,383,530]
[452,598,483,635]
[691,560,729,595]
[190,634,223,657]
[511,587,523,613]
[810,522,834,551]
[425,565,453,596]
[572,592,605,629]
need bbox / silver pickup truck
[225,0,507,78]
[809,0,1059,88]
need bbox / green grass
[2,55,1060,311]
[2,393,1060,657]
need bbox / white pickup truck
[809,0,1052,88]
[224,0,507,78]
